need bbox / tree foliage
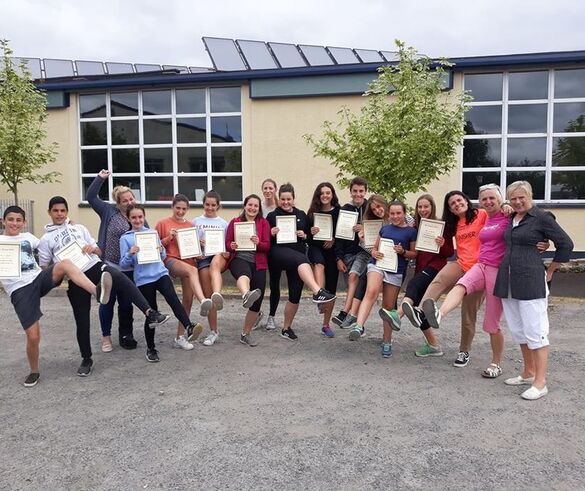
[304,40,471,200]
[0,39,59,204]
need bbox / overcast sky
[1,0,584,67]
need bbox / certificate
[55,240,92,271]
[176,227,202,259]
[312,213,333,241]
[376,238,398,273]
[335,210,359,240]
[275,215,297,244]
[204,229,226,256]
[0,242,21,279]
[234,222,257,251]
[135,231,161,264]
[415,218,446,254]
[362,220,383,249]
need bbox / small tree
[0,39,59,205]
[304,40,471,200]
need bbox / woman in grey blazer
[494,181,573,400]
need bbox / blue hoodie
[119,226,168,287]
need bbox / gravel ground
[1,291,584,490]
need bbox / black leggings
[138,275,190,350]
[404,267,438,331]
[308,246,339,294]
[268,247,308,309]
[229,257,266,312]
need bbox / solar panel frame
[327,47,360,65]
[202,37,248,71]
[11,57,43,79]
[75,60,105,76]
[299,44,334,66]
[236,39,278,70]
[105,62,135,74]
[43,58,75,78]
[134,63,162,73]
[354,49,384,63]
[267,42,307,68]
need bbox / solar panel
[75,60,105,76]
[268,42,306,68]
[135,63,162,73]
[162,65,189,73]
[202,37,247,71]
[43,58,75,78]
[236,40,278,70]
[11,57,43,79]
[355,49,384,63]
[327,47,360,65]
[105,62,135,74]
[189,66,214,73]
[299,45,334,66]
[381,51,399,62]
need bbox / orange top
[455,208,487,272]
[155,216,196,266]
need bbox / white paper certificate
[135,231,161,264]
[376,239,398,273]
[204,229,226,256]
[275,215,297,244]
[362,220,383,249]
[176,227,202,259]
[312,213,333,241]
[55,241,92,271]
[415,218,446,254]
[234,222,257,251]
[0,242,21,279]
[335,210,359,240]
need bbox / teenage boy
[37,197,173,368]
[0,206,112,387]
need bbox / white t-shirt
[0,232,42,297]
[193,215,228,240]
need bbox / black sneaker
[120,336,138,350]
[331,310,347,326]
[24,372,40,387]
[187,322,203,342]
[453,351,470,368]
[280,328,298,341]
[312,288,336,304]
[77,358,93,377]
[146,349,160,363]
[95,271,113,305]
[402,302,423,328]
[146,310,170,329]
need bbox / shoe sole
[243,289,262,309]
[521,387,548,400]
[453,360,469,368]
[148,315,170,329]
[415,351,444,358]
[77,368,92,377]
[99,271,113,305]
[200,299,213,317]
[101,344,113,353]
[421,299,440,329]
[378,309,401,332]
[203,338,217,346]
[24,375,40,387]
[504,377,534,386]
[312,295,337,304]
[240,338,258,347]
[187,323,204,342]
[402,302,422,328]
[321,331,335,338]
[211,292,224,311]
[145,353,160,363]
[331,317,344,327]
[280,332,297,341]
[348,330,362,341]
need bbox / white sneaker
[211,292,224,311]
[199,298,213,317]
[203,331,219,346]
[173,335,194,350]
[265,316,277,331]
[521,385,548,400]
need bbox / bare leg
[25,322,41,373]
[356,272,383,326]
[53,260,96,295]
[236,276,251,295]
[381,284,400,343]
[343,273,359,312]
[313,264,325,287]
[519,343,536,379]
[439,284,467,318]
[532,346,549,389]
[177,278,194,338]
[283,301,300,329]
[199,268,218,332]
[168,261,205,301]
[490,330,504,365]
[323,298,335,326]
[422,328,440,347]
[297,263,321,294]
[210,255,227,294]
[242,310,259,336]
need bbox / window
[463,70,585,202]
[79,87,242,204]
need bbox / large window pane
[507,104,547,133]
[509,72,548,100]
[145,177,174,201]
[178,176,208,201]
[79,94,106,118]
[178,147,207,172]
[464,73,502,102]
[176,89,205,114]
[81,121,107,145]
[553,102,585,133]
[81,149,107,174]
[462,172,501,199]
[555,69,585,99]
[465,106,502,135]
[551,172,585,199]
[111,92,138,116]
[210,87,241,112]
[552,136,585,167]
[506,138,546,167]
[143,90,171,115]
[144,119,172,144]
[506,171,545,199]
[112,148,139,173]
[211,176,242,201]
[210,116,241,142]
[82,177,108,200]
[177,117,206,143]
[112,177,142,201]
[111,120,139,145]
[463,139,501,168]
[144,148,173,172]
[212,147,242,172]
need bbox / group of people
[1,171,573,400]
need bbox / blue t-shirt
[373,224,417,275]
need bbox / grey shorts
[367,263,403,287]
[11,266,60,330]
[344,250,371,277]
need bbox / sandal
[482,363,502,378]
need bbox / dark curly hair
[442,190,477,233]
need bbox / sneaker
[252,311,264,331]
[101,337,113,353]
[211,292,224,311]
[382,342,393,358]
[422,299,441,329]
[280,328,298,341]
[77,358,93,377]
[453,351,470,367]
[265,316,277,331]
[95,271,113,305]
[331,310,347,327]
[203,331,219,346]
[240,332,258,347]
[402,302,423,328]
[146,310,170,329]
[340,314,357,329]
[242,289,262,308]
[186,322,203,342]
[504,375,535,386]
[312,288,336,304]
[415,342,444,357]
[379,308,401,331]
[146,349,160,363]
[321,325,335,338]
[24,372,40,387]
[199,298,213,317]
[174,335,194,350]
[120,335,138,350]
[521,385,548,400]
[348,324,364,341]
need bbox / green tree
[0,39,59,204]
[304,40,471,200]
